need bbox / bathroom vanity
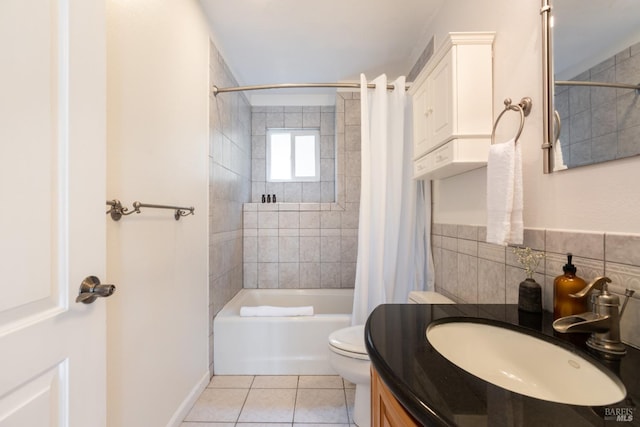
[365,304,640,426]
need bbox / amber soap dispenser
[553,253,588,319]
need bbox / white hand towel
[553,140,568,171]
[510,142,523,244]
[240,305,314,317]
[486,138,523,245]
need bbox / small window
[266,128,320,182]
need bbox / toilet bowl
[328,324,370,427]
[329,291,455,426]
[408,290,455,304]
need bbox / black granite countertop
[365,304,640,427]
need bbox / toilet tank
[408,291,455,304]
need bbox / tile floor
[181,375,357,427]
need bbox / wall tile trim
[433,223,640,349]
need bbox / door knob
[76,276,116,304]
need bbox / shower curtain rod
[211,82,410,95]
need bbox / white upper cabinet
[428,51,454,149]
[410,32,495,179]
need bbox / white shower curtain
[351,74,434,326]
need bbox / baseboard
[166,370,210,427]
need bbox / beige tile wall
[243,202,358,288]
[209,41,252,374]
[242,92,361,289]
[432,224,640,349]
[555,40,640,167]
[251,106,336,203]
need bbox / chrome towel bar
[106,199,194,221]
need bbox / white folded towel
[239,305,314,317]
[486,138,523,246]
[553,139,568,171]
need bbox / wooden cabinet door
[371,369,419,427]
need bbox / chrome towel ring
[491,97,533,144]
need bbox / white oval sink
[426,321,626,406]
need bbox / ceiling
[200,0,444,95]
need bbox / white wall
[430,0,640,234]
[106,0,210,425]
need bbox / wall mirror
[542,0,640,173]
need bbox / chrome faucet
[553,276,635,359]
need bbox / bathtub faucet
[552,276,635,359]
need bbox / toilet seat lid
[329,325,368,359]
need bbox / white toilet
[328,324,370,426]
[328,291,455,427]
[407,290,456,304]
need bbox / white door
[0,0,107,426]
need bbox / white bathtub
[213,288,353,375]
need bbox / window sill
[243,202,345,212]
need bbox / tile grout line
[234,375,255,425]
[292,375,300,425]
[342,381,350,425]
